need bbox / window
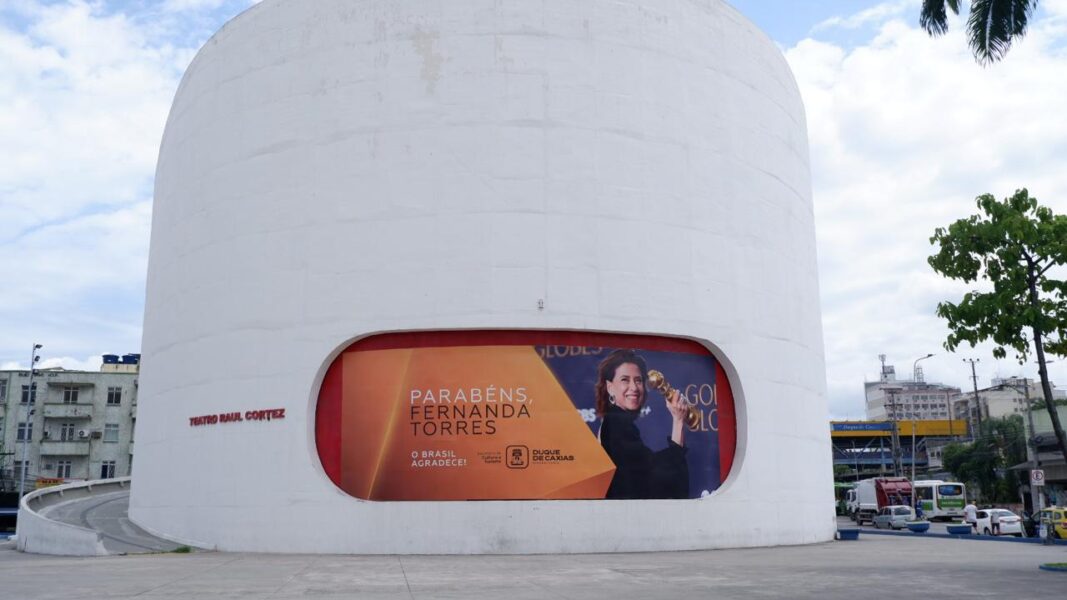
[14,460,29,481]
[103,423,119,442]
[21,383,37,404]
[63,386,79,404]
[100,460,116,479]
[17,421,33,442]
[60,423,76,441]
[106,387,122,405]
[0,380,7,400]
[56,460,72,479]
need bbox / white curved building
[132,0,832,553]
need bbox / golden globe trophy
[646,369,700,430]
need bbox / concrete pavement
[34,490,181,554]
[2,530,1066,599]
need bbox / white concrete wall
[15,478,129,556]
[132,0,833,553]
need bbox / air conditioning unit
[78,429,89,439]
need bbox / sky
[2,0,1066,419]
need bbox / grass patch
[172,545,192,554]
[1044,563,1067,568]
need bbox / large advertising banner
[316,331,736,501]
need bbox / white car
[975,508,1023,537]
[872,505,914,530]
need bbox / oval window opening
[315,330,737,500]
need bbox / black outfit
[599,403,689,499]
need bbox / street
[2,529,1066,599]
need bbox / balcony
[39,440,91,456]
[42,403,94,419]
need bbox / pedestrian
[991,509,1001,536]
[914,498,924,520]
[964,501,978,533]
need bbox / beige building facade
[0,355,138,491]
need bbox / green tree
[929,189,1067,466]
[942,416,1027,503]
[920,0,1038,64]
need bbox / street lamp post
[18,344,42,501]
[963,358,982,438]
[913,353,935,383]
[911,353,935,474]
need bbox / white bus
[913,480,966,521]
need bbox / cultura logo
[506,445,529,469]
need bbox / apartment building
[0,354,138,491]
[864,360,961,421]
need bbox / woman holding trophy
[595,349,691,499]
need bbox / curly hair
[594,349,648,416]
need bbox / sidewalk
[2,532,1066,599]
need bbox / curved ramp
[16,478,184,555]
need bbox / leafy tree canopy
[929,188,1067,470]
[929,189,1067,362]
[941,415,1027,503]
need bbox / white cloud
[163,0,231,12]
[1,356,103,371]
[0,2,184,241]
[0,1,205,367]
[811,0,917,33]
[787,7,1067,418]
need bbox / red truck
[848,477,913,524]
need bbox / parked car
[975,508,1023,537]
[1038,507,1067,539]
[872,505,914,530]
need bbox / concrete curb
[862,528,1067,545]
[15,478,131,556]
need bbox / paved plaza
[35,490,181,554]
[2,530,1066,599]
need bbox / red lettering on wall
[188,408,286,427]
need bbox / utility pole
[1020,379,1044,515]
[885,387,903,477]
[852,438,860,481]
[963,358,982,436]
[18,344,43,501]
[911,420,917,481]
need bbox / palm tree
[920,0,1039,64]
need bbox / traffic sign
[1031,469,1045,487]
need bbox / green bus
[913,480,966,521]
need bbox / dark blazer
[599,403,689,499]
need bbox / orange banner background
[339,346,616,500]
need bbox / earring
[609,394,616,405]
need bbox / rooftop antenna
[878,354,895,382]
